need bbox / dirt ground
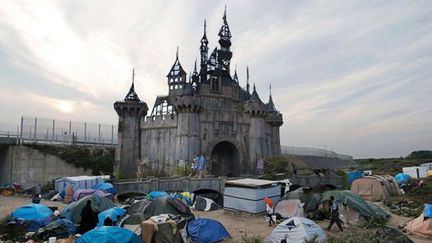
[1,196,430,243]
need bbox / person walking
[79,200,98,234]
[327,196,343,232]
[197,154,207,178]
[265,197,275,226]
[256,155,264,175]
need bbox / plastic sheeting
[73,189,112,201]
[267,217,325,243]
[61,195,115,224]
[97,207,126,226]
[12,203,53,221]
[93,183,116,195]
[395,173,411,185]
[76,226,142,243]
[423,204,432,219]
[187,218,230,243]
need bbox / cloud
[0,0,431,158]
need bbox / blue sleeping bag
[187,218,230,243]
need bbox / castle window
[211,77,221,93]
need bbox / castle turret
[167,48,187,95]
[199,20,209,82]
[244,81,267,173]
[114,69,148,178]
[217,6,233,75]
[266,84,283,155]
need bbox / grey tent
[193,196,220,211]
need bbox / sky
[0,0,431,158]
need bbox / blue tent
[76,226,142,243]
[394,173,411,185]
[97,207,126,226]
[187,218,230,243]
[423,204,432,219]
[12,203,53,221]
[94,183,116,195]
[148,191,169,200]
[348,171,365,184]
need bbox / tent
[187,218,230,243]
[172,192,193,206]
[140,215,186,243]
[97,207,126,226]
[224,179,280,213]
[147,191,169,200]
[193,189,223,206]
[76,226,142,243]
[350,175,400,201]
[93,183,116,195]
[12,204,53,221]
[55,175,109,193]
[280,188,305,202]
[33,218,76,241]
[394,173,411,185]
[320,190,389,225]
[127,199,151,215]
[274,199,304,219]
[193,196,220,211]
[73,189,112,201]
[405,214,432,238]
[267,217,325,243]
[347,171,365,184]
[61,195,115,224]
[131,197,193,220]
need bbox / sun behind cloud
[57,100,74,113]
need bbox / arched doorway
[210,141,240,177]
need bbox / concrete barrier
[290,175,343,188]
[114,177,226,194]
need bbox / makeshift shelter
[350,175,400,201]
[61,195,115,224]
[55,175,109,192]
[135,197,193,220]
[274,199,304,219]
[405,214,432,238]
[140,214,186,243]
[93,182,116,195]
[403,166,427,179]
[267,217,325,243]
[73,189,112,201]
[395,173,411,185]
[193,189,223,206]
[347,171,365,184]
[97,207,126,226]
[172,192,193,206]
[187,218,230,243]
[224,178,280,213]
[148,191,169,200]
[76,226,142,243]
[280,188,305,202]
[193,196,220,211]
[33,218,76,241]
[12,204,53,221]
[320,190,389,225]
[127,199,151,215]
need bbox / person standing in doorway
[256,155,264,175]
[327,196,343,232]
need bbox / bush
[264,156,293,179]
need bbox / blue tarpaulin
[12,203,53,221]
[423,204,432,218]
[148,191,169,200]
[97,207,126,226]
[394,173,411,185]
[93,183,116,195]
[348,171,365,184]
[76,226,142,243]
[187,218,230,243]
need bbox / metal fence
[1,117,118,146]
[281,145,353,161]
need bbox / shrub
[264,156,293,179]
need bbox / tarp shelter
[187,218,230,243]
[320,190,389,225]
[267,217,325,243]
[224,178,280,213]
[274,199,304,219]
[12,203,53,221]
[61,195,114,224]
[395,173,411,185]
[347,171,365,184]
[33,218,76,241]
[93,183,116,195]
[403,166,427,179]
[55,175,110,193]
[405,214,432,238]
[147,191,169,200]
[193,196,220,211]
[76,226,142,243]
[97,207,126,226]
[140,214,186,243]
[350,175,400,201]
[135,197,193,220]
[73,189,112,201]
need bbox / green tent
[320,190,389,220]
[61,195,114,224]
[140,197,193,220]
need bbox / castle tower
[114,69,148,178]
[217,6,233,75]
[266,84,283,155]
[167,48,187,95]
[199,20,209,82]
[245,81,267,172]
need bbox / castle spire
[124,68,141,102]
[233,64,239,83]
[246,66,250,93]
[218,6,232,43]
[249,81,262,103]
[267,83,277,112]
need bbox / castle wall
[248,117,266,171]
[116,115,141,178]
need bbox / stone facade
[114,10,283,178]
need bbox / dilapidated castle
[114,9,283,178]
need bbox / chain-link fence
[14,117,118,145]
[281,145,353,161]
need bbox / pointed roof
[266,84,278,112]
[201,19,209,45]
[233,65,239,83]
[124,68,141,102]
[218,6,232,40]
[246,66,250,93]
[192,59,199,76]
[249,83,262,103]
[167,47,186,77]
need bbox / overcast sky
[0,0,431,158]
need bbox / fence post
[84,122,87,144]
[111,125,114,145]
[16,125,19,145]
[68,121,72,144]
[98,124,101,144]
[52,119,55,143]
[19,116,23,145]
[34,117,37,143]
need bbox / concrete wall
[0,145,90,188]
